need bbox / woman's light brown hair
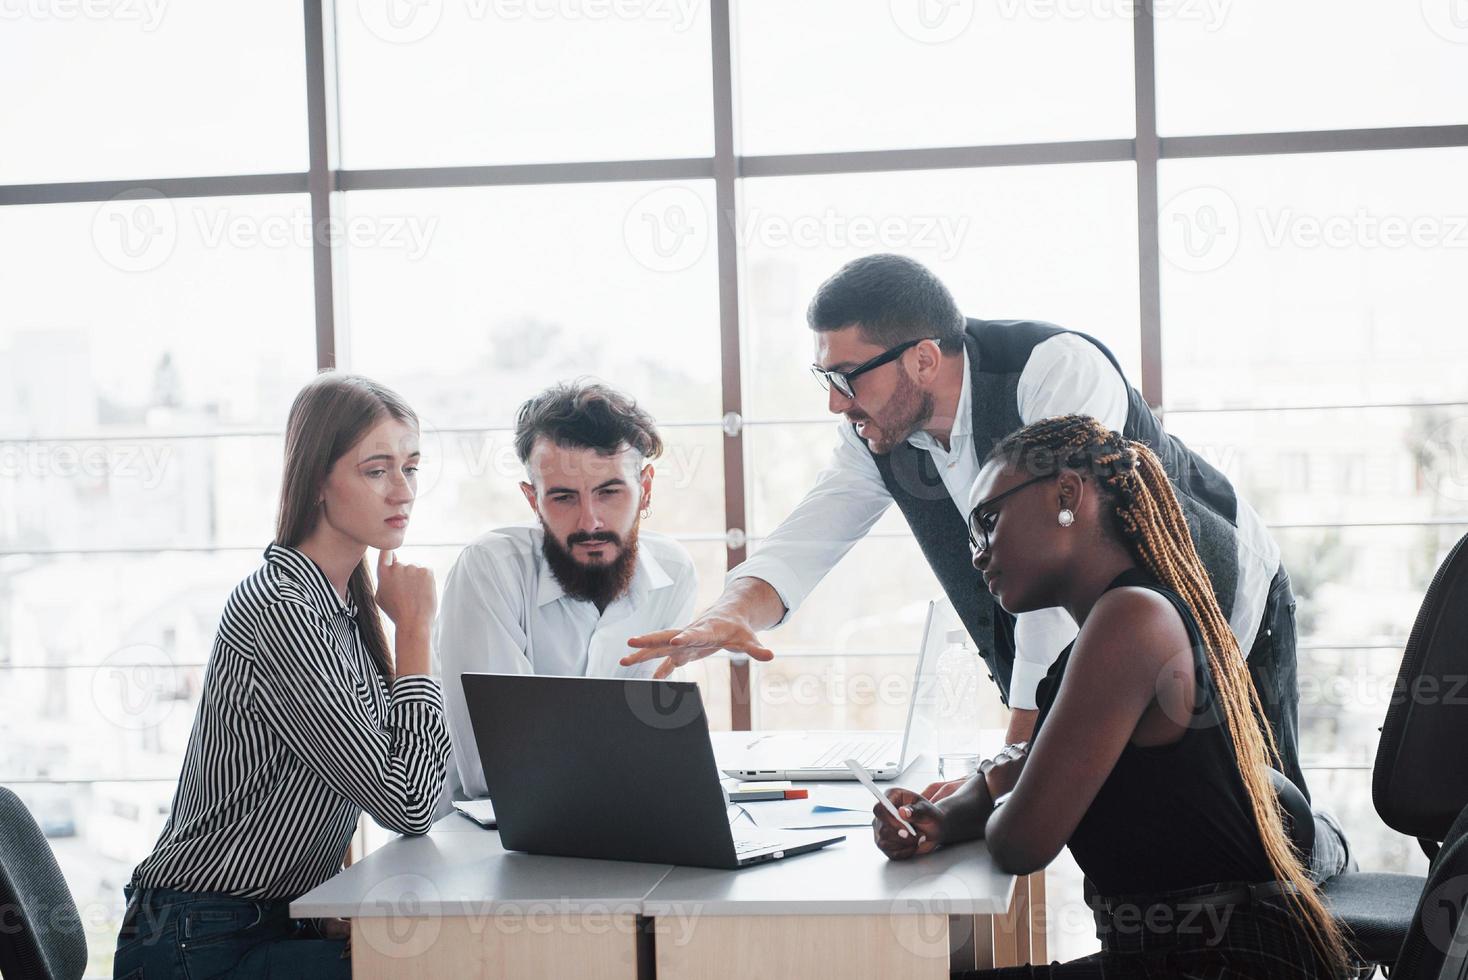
[276,372,418,684]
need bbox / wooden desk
[292,736,1046,977]
[292,815,670,979]
[643,833,1032,978]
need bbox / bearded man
[436,380,696,798]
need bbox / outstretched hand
[622,612,775,679]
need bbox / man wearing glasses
[625,253,1343,872]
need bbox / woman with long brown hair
[873,414,1349,978]
[113,373,450,979]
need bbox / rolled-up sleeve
[1007,333,1124,708]
[1009,606,1079,710]
[250,600,450,836]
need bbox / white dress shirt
[732,333,1279,710]
[436,524,698,798]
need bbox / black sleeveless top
[1031,568,1275,896]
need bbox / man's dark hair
[806,254,965,351]
[514,380,664,465]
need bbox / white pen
[844,759,918,837]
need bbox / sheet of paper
[741,799,875,830]
[810,786,884,812]
[452,799,497,828]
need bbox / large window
[0,188,317,971]
[734,0,1135,152]
[0,4,308,182]
[3,1,1465,972]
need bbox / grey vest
[871,319,1241,705]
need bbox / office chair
[1320,530,1468,974]
[1393,802,1468,980]
[0,787,88,980]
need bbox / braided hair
[988,414,1349,974]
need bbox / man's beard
[854,370,934,455]
[541,522,641,609]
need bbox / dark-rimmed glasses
[967,474,1055,553]
[810,338,937,400]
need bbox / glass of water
[938,752,980,781]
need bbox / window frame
[1,0,1466,747]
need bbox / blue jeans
[112,885,349,980]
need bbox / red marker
[727,787,809,803]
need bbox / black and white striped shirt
[130,544,450,900]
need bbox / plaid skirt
[955,880,1341,980]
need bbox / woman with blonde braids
[872,414,1350,978]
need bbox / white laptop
[719,598,957,782]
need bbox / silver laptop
[719,597,957,781]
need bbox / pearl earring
[1058,509,1075,527]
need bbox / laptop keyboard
[733,838,781,855]
[810,738,898,770]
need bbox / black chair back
[1394,803,1468,979]
[1375,531,1468,845]
[0,787,88,980]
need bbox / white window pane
[339,182,723,426]
[1159,148,1468,410]
[1164,407,1468,528]
[1276,524,1464,649]
[2,665,204,782]
[336,1,713,167]
[1307,769,1430,876]
[0,195,318,436]
[746,423,914,538]
[752,653,925,731]
[743,533,942,653]
[0,551,257,670]
[740,164,1142,420]
[736,0,1134,155]
[0,3,307,182]
[1155,0,1468,136]
[0,436,282,553]
[1297,648,1402,770]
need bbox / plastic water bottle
[936,629,982,781]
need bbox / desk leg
[654,914,951,980]
[966,869,1047,970]
[1029,870,1047,963]
[352,914,641,980]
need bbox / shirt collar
[907,346,972,450]
[536,547,566,607]
[263,543,357,617]
[534,531,674,609]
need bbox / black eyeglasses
[810,338,937,400]
[966,474,1055,553]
